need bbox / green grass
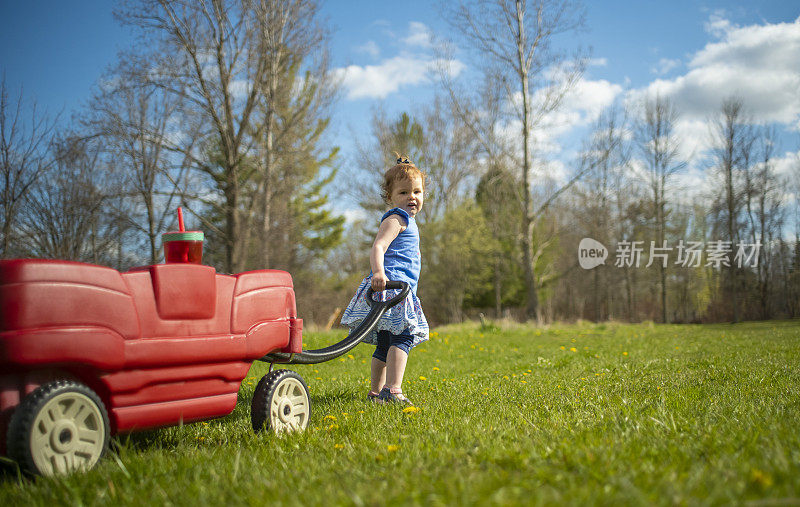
[2,320,800,505]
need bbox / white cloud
[672,118,712,161]
[334,55,464,100]
[773,149,800,180]
[534,78,624,153]
[333,22,464,100]
[651,58,681,75]
[356,40,380,58]
[704,11,734,38]
[634,16,800,125]
[402,22,433,48]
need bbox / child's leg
[384,346,408,389]
[370,331,391,394]
[383,330,414,391]
[370,357,387,394]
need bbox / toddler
[341,154,429,404]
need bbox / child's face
[389,176,424,217]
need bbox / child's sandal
[377,387,413,405]
[367,390,380,402]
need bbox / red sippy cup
[162,207,204,264]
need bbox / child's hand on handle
[371,272,389,291]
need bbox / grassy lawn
[1,320,799,505]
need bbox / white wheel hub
[269,377,309,433]
[30,391,106,475]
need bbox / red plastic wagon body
[0,258,305,472]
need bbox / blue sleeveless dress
[341,208,429,347]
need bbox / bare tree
[116,0,278,272]
[744,127,786,318]
[88,63,195,264]
[117,0,338,273]
[0,79,57,257]
[440,0,587,320]
[710,97,750,323]
[634,94,685,323]
[577,106,630,320]
[17,137,114,262]
[251,0,336,269]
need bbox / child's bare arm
[370,215,406,291]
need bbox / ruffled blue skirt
[341,274,429,347]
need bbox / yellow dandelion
[403,406,420,414]
[623,351,628,356]
[560,346,566,350]
[347,354,354,359]
[503,375,510,380]
[326,424,339,431]
[433,367,440,371]
[750,469,773,488]
[387,444,400,452]
[324,415,337,421]
[570,347,577,352]
[334,444,344,450]
[419,376,427,381]
[520,380,527,384]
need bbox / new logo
[578,238,608,269]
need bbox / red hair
[381,154,426,204]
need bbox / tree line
[2,0,798,326]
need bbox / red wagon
[0,258,407,475]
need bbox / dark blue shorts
[372,329,413,362]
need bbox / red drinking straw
[177,207,185,232]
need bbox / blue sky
[2,1,799,211]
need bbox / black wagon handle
[261,280,410,365]
[366,280,410,308]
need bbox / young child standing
[341,154,429,405]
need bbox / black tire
[7,379,110,476]
[251,370,310,434]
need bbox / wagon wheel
[7,380,110,476]
[251,370,310,434]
